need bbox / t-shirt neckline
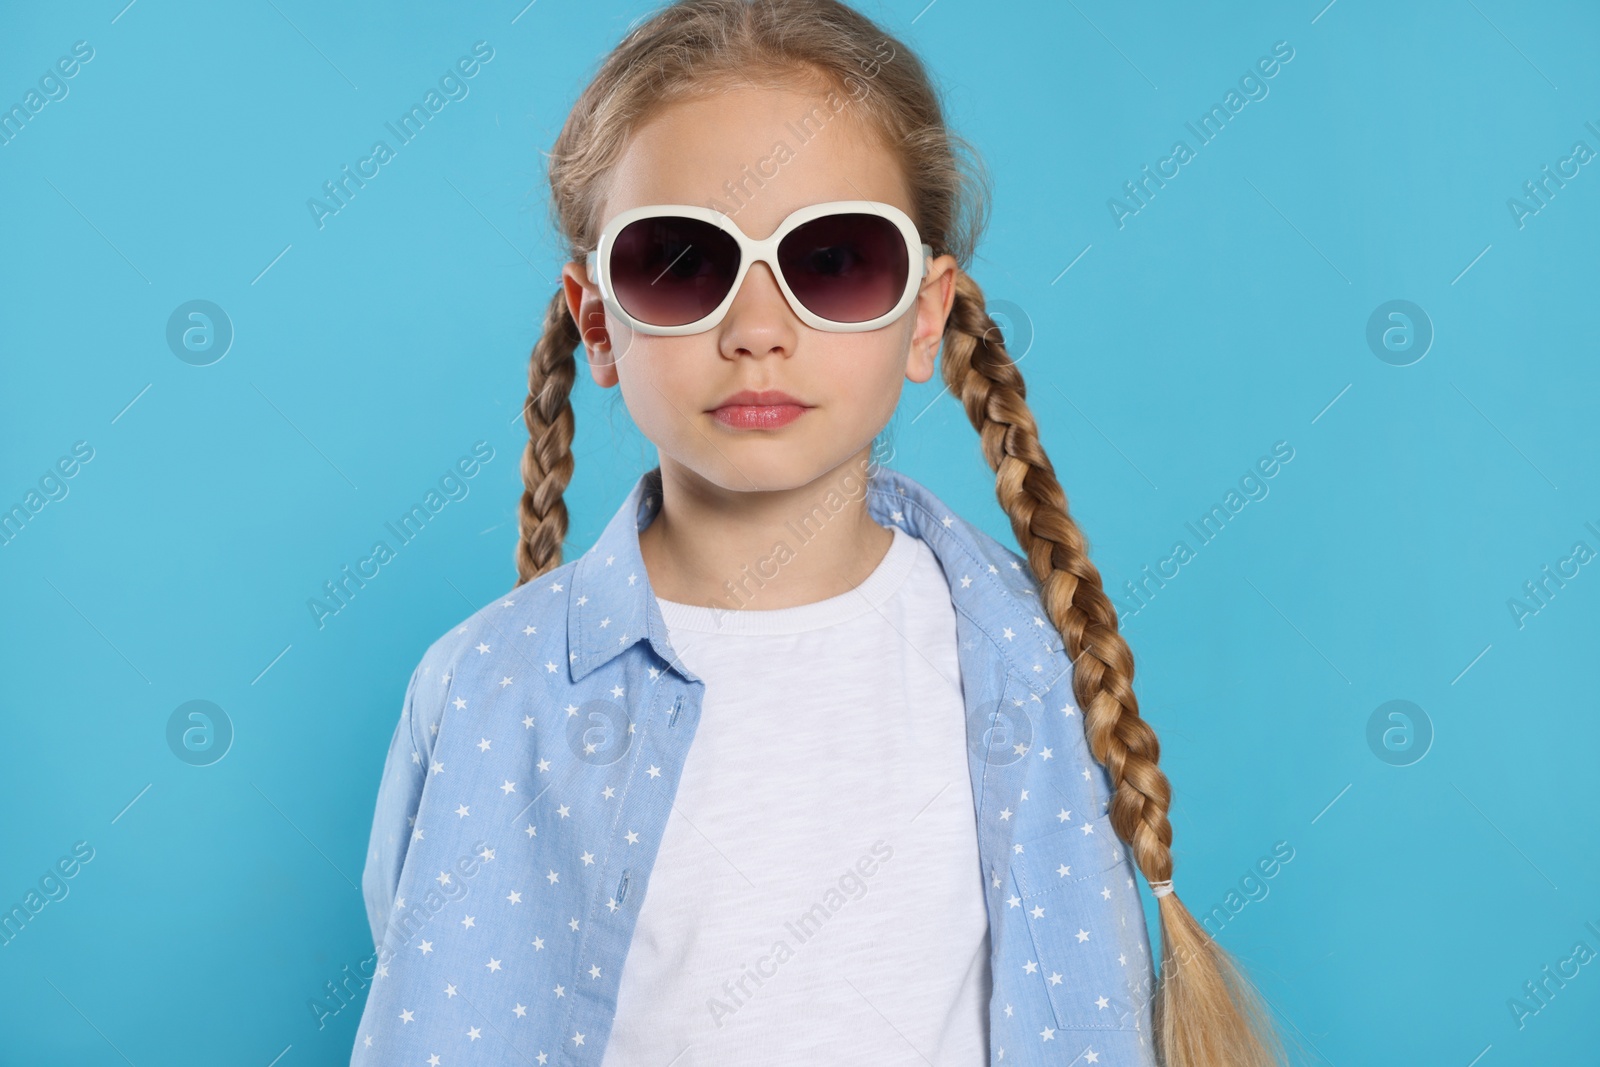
[654,525,920,636]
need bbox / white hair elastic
[1148,879,1175,898]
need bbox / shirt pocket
[1008,811,1154,1035]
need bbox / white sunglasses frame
[583,199,934,336]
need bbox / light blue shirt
[355,463,1160,1066]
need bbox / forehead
[597,82,911,240]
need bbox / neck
[638,446,894,613]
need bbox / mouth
[708,389,812,430]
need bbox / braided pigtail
[514,288,581,585]
[941,269,1288,1067]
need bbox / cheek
[614,341,699,437]
[822,338,908,423]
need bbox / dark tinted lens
[777,213,909,324]
[609,216,742,327]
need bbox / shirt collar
[566,463,1066,686]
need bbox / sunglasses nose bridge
[725,252,805,331]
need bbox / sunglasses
[584,200,933,335]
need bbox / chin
[676,441,857,496]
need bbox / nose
[718,258,797,359]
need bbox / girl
[357,2,1287,1065]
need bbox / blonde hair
[515,3,1288,1064]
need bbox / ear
[906,254,959,385]
[561,260,618,388]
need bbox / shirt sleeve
[359,659,429,953]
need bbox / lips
[709,389,812,430]
[711,389,808,409]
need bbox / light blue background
[2,1,1597,1063]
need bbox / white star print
[357,468,1168,1061]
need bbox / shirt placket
[561,663,704,1064]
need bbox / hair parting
[514,3,1290,1063]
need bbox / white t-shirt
[600,524,990,1066]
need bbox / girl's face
[561,82,959,495]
